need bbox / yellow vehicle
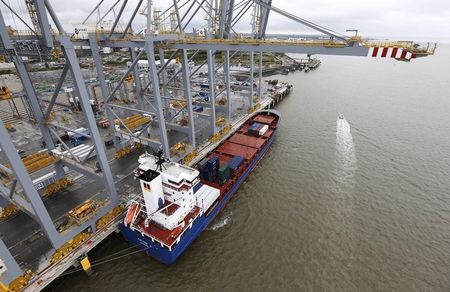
[124,74,134,83]
[171,142,187,156]
[170,100,186,109]
[216,116,226,127]
[5,123,15,132]
[0,86,12,100]
[216,97,227,105]
[68,200,97,221]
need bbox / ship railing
[139,207,201,251]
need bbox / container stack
[200,156,220,182]
[248,123,264,136]
[218,165,230,185]
[198,157,208,179]
[228,155,244,176]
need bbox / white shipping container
[51,144,96,160]
[259,125,269,136]
[195,184,220,212]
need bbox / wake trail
[334,117,357,187]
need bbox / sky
[1,0,449,42]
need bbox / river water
[47,44,450,291]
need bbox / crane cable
[6,0,18,35]
[57,244,153,278]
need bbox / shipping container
[259,125,269,136]
[198,157,209,170]
[218,165,230,181]
[206,157,220,170]
[229,133,266,149]
[217,142,258,160]
[228,155,244,176]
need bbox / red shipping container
[217,142,258,160]
[229,133,266,149]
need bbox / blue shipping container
[229,156,244,176]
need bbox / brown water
[47,44,450,291]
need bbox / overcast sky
[2,0,450,42]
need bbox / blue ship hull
[120,132,275,265]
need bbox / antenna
[152,148,166,172]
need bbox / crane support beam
[33,0,54,48]
[252,0,348,41]
[170,43,369,56]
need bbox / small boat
[338,114,345,120]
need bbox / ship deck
[135,206,201,248]
[200,112,279,195]
[128,112,279,249]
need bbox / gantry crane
[0,0,435,289]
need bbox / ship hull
[120,131,276,264]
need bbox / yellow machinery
[179,116,188,126]
[61,114,69,123]
[3,270,33,292]
[209,131,223,143]
[222,123,232,135]
[170,142,188,156]
[170,100,186,109]
[183,150,198,164]
[215,116,226,127]
[252,95,259,103]
[247,103,261,114]
[68,200,97,222]
[50,232,90,264]
[5,123,15,132]
[21,152,59,174]
[0,204,19,221]
[120,114,152,131]
[45,111,56,123]
[114,145,133,159]
[0,86,12,100]
[216,97,227,105]
[51,49,62,60]
[96,205,124,230]
[1,152,59,181]
[43,178,73,198]
[124,74,134,83]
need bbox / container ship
[119,110,280,264]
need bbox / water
[47,44,450,291]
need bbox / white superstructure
[130,152,220,232]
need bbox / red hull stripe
[400,50,407,59]
[372,47,379,57]
[391,48,398,58]
[381,48,388,57]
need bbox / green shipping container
[218,164,230,181]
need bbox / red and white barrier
[368,47,416,60]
